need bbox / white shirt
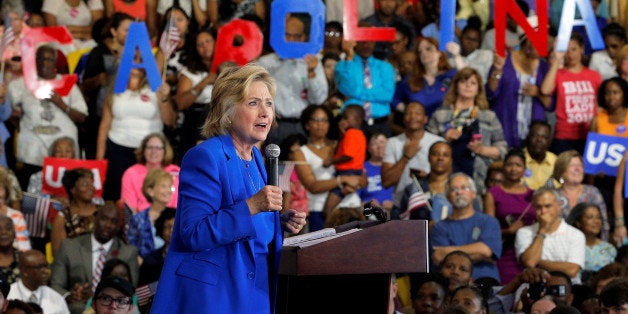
[8,76,88,166]
[256,54,328,118]
[515,219,586,284]
[91,235,113,278]
[451,48,494,83]
[42,0,103,27]
[589,50,619,80]
[107,86,164,148]
[383,131,445,207]
[8,280,70,314]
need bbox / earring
[559,177,564,184]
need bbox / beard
[452,195,470,209]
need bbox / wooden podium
[277,220,429,314]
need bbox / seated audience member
[83,258,140,314]
[120,133,179,215]
[430,173,502,282]
[439,250,474,293]
[7,250,69,314]
[552,150,610,241]
[90,276,135,314]
[256,14,328,145]
[407,272,448,314]
[137,208,175,310]
[50,204,139,314]
[484,161,504,192]
[42,0,104,51]
[27,136,76,196]
[589,23,627,80]
[448,285,489,314]
[278,133,309,228]
[589,262,628,295]
[334,23,396,136]
[484,148,535,285]
[515,188,586,284]
[358,131,394,213]
[382,102,444,219]
[5,299,36,313]
[50,168,99,256]
[566,203,617,283]
[0,216,22,284]
[426,67,508,196]
[7,44,87,191]
[453,16,493,83]
[522,121,556,190]
[0,174,30,251]
[599,277,628,314]
[127,168,174,258]
[530,299,557,314]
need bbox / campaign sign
[584,132,628,178]
[41,158,108,198]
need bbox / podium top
[279,220,429,276]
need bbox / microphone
[265,144,280,186]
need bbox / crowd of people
[0,0,624,313]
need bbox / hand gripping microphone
[265,144,280,186]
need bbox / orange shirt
[596,110,628,138]
[334,128,366,171]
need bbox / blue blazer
[151,135,283,313]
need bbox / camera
[528,282,567,300]
[528,282,546,300]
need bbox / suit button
[247,272,255,279]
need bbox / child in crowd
[322,105,366,219]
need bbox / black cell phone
[10,56,21,62]
[528,282,546,300]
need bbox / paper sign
[41,158,108,198]
[21,26,77,97]
[583,132,628,177]
[211,19,263,73]
[494,0,549,57]
[555,0,604,52]
[342,0,395,41]
[269,0,325,59]
[114,22,161,93]
[439,0,455,51]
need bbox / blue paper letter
[114,22,161,93]
[269,0,325,59]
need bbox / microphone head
[265,144,280,158]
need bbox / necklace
[241,157,260,191]
[309,142,326,150]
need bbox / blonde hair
[201,63,276,138]
[552,150,582,181]
[442,67,489,110]
[142,168,173,202]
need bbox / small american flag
[136,281,158,306]
[407,190,428,212]
[0,13,14,58]
[278,161,296,193]
[22,193,62,238]
[159,16,181,60]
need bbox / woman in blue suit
[151,64,306,313]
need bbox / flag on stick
[278,161,296,193]
[159,14,180,79]
[0,12,15,83]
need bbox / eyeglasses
[325,31,342,38]
[450,186,472,193]
[97,295,132,308]
[145,145,165,151]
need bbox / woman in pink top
[121,132,179,214]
